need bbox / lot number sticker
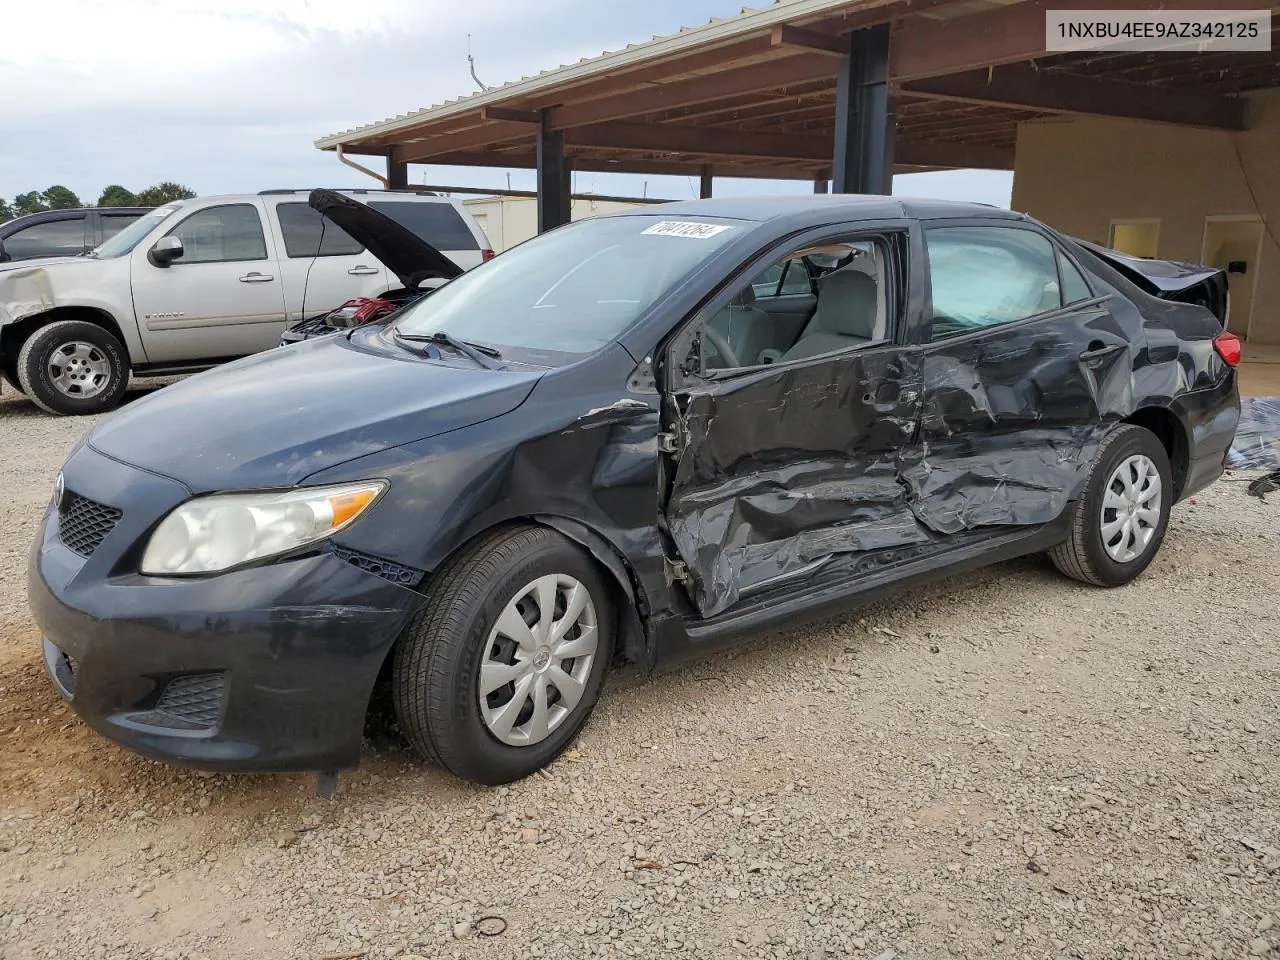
[641,221,734,239]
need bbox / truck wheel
[16,320,130,416]
[392,525,614,785]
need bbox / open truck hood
[309,188,463,290]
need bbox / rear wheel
[392,525,613,785]
[1050,424,1171,586]
[16,320,130,416]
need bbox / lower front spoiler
[30,545,426,773]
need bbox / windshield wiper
[397,330,505,370]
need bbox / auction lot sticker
[642,221,735,239]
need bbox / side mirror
[148,236,183,267]
[0,239,9,264]
[417,276,449,291]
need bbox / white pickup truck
[0,189,491,415]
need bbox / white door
[130,201,286,363]
[267,199,388,322]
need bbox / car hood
[309,188,463,290]
[88,330,542,493]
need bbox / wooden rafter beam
[481,106,541,124]
[900,63,1246,130]
[391,121,532,163]
[422,151,828,180]
[770,24,847,56]
[566,120,831,161]
[544,54,838,130]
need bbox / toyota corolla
[29,195,1240,787]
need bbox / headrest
[727,284,757,308]
[813,269,878,338]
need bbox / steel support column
[537,115,572,233]
[699,167,714,199]
[831,24,894,195]
[386,158,409,190]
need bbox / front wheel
[392,525,614,785]
[16,320,130,415]
[1050,424,1172,586]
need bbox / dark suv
[0,207,152,262]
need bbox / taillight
[1214,331,1242,367]
[482,248,496,262]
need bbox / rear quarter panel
[1073,243,1240,497]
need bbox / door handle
[1080,341,1123,361]
[239,272,274,283]
[348,265,379,276]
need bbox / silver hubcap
[1100,454,1162,563]
[49,341,111,399]
[478,574,598,747]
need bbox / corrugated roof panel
[315,0,880,148]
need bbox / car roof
[607,195,1026,223]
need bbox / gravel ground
[1,383,1278,960]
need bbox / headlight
[140,481,386,575]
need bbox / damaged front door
[660,228,927,618]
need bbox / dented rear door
[905,221,1127,534]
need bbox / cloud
[0,0,1010,208]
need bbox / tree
[0,198,12,223]
[98,184,138,207]
[135,182,196,205]
[42,185,82,209]
[13,191,48,216]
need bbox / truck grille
[58,493,123,557]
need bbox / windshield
[390,215,742,360]
[93,205,181,258]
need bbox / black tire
[16,320,130,416]
[392,525,614,785]
[1050,424,1172,587]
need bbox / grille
[331,544,424,587]
[58,492,122,557]
[154,672,225,727]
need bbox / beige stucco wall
[1011,89,1280,343]
[463,196,643,253]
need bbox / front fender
[0,260,146,362]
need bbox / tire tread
[16,319,129,416]
[1049,424,1164,586]
[392,524,577,777]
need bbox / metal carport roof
[315,0,1279,183]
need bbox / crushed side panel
[665,349,924,617]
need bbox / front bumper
[28,445,426,772]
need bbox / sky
[0,0,1013,208]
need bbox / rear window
[277,202,364,258]
[368,201,479,251]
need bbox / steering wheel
[702,326,741,370]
